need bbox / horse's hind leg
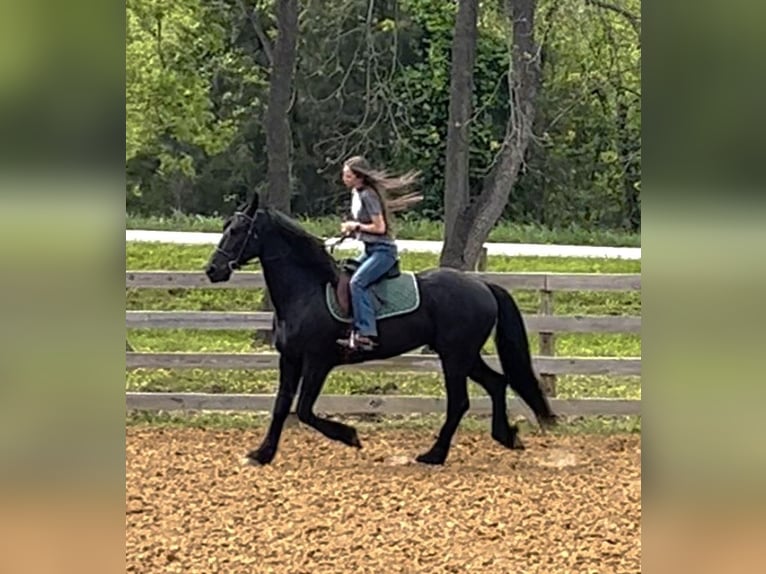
[469,357,524,450]
[416,355,472,465]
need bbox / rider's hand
[341,221,359,234]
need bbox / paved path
[126,229,641,260]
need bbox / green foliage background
[126,0,640,232]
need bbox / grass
[127,213,641,247]
[126,410,641,435]
[126,368,640,400]
[126,241,641,418]
[126,244,641,318]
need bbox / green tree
[124,0,641,234]
[126,0,255,210]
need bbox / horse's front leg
[295,356,362,449]
[245,353,302,465]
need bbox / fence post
[476,246,488,273]
[538,288,557,396]
[253,288,274,345]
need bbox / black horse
[205,192,556,465]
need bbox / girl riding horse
[336,156,422,351]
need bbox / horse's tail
[486,281,557,427]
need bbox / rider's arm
[357,190,387,235]
[355,214,385,235]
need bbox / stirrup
[336,331,378,351]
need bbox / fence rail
[126,351,641,376]
[126,270,641,418]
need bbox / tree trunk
[616,97,640,231]
[440,0,542,270]
[256,0,299,336]
[264,0,299,213]
[439,0,479,270]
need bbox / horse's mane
[265,209,340,284]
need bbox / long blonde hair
[344,156,423,236]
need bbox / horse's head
[205,192,265,283]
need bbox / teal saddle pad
[325,272,420,323]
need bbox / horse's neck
[260,255,323,319]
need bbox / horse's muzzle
[205,263,230,283]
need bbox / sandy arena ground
[126,426,641,573]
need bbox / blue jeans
[349,242,398,337]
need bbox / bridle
[215,211,303,270]
[215,211,258,271]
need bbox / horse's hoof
[348,433,363,449]
[511,434,526,450]
[244,446,275,466]
[492,431,518,450]
[415,450,446,465]
[540,414,559,431]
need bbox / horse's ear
[245,192,259,216]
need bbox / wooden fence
[126,270,641,418]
